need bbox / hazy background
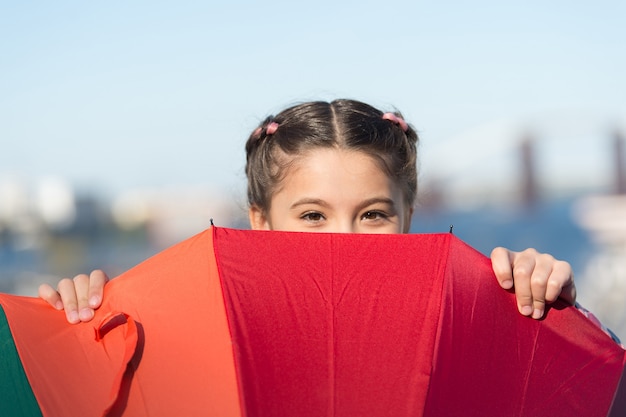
[1,1,625,336]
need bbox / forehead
[272,148,403,205]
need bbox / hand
[38,270,109,324]
[490,247,576,319]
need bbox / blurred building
[0,179,244,295]
[571,132,626,340]
[111,185,244,247]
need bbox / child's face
[249,148,412,234]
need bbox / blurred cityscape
[1,130,625,340]
[0,183,248,294]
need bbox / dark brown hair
[245,99,419,213]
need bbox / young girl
[39,99,576,325]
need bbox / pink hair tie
[266,122,279,135]
[252,126,263,140]
[382,112,408,132]
[252,122,279,140]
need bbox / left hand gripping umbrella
[1,227,625,416]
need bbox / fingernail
[55,301,63,310]
[532,308,543,319]
[79,308,94,321]
[501,279,513,289]
[521,305,533,316]
[89,296,100,307]
[68,311,79,323]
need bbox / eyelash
[301,212,325,222]
[299,210,390,223]
[361,210,389,221]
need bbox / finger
[559,280,577,306]
[511,249,538,317]
[57,278,80,324]
[37,283,63,310]
[544,260,575,304]
[490,247,515,289]
[528,253,556,319]
[87,269,109,309]
[73,274,95,322]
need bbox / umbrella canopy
[1,227,624,416]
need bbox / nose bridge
[335,217,357,234]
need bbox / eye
[361,210,388,221]
[301,211,325,222]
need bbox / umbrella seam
[211,226,246,417]
[329,234,336,417]
[422,233,453,414]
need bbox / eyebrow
[290,197,397,211]
[290,198,331,210]
[356,197,398,212]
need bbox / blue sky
[1,1,624,198]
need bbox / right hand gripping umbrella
[1,227,625,416]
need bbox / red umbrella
[1,227,624,416]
